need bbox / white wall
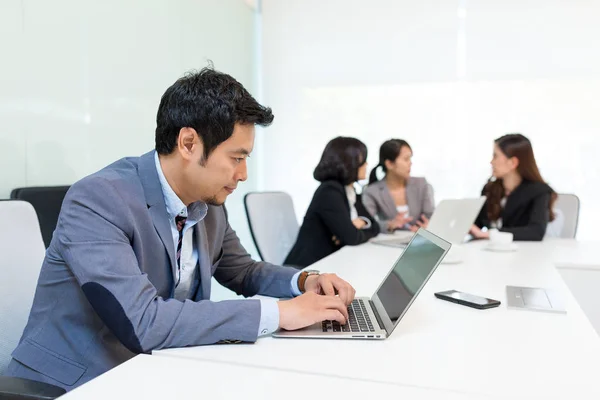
[0,0,261,259]
[2,0,599,265]
[260,0,600,240]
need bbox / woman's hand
[352,218,367,229]
[410,214,430,232]
[388,212,412,231]
[469,224,490,239]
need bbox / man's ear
[177,127,203,161]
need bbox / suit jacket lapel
[195,220,212,301]
[148,206,177,282]
[379,183,397,218]
[138,151,177,284]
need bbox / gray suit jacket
[362,177,435,231]
[5,151,297,390]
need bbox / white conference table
[548,239,600,335]
[535,239,600,270]
[59,353,498,400]
[154,238,600,399]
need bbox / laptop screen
[375,232,447,325]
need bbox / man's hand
[277,292,349,331]
[304,273,356,305]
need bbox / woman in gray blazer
[363,139,435,232]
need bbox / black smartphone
[434,290,501,310]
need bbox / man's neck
[158,154,192,206]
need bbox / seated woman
[363,139,434,233]
[284,137,380,267]
[472,133,557,241]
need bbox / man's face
[180,123,254,205]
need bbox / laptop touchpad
[521,288,551,308]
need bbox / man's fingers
[334,276,356,305]
[320,278,336,296]
[322,295,348,319]
[336,285,351,305]
[323,309,346,325]
[341,284,356,305]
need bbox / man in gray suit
[5,68,354,390]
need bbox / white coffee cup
[488,229,514,249]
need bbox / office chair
[545,194,580,239]
[10,186,70,248]
[0,200,66,399]
[244,192,300,265]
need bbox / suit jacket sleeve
[500,193,550,241]
[475,186,489,228]
[362,188,378,219]
[58,177,271,353]
[421,180,435,218]
[356,194,380,233]
[362,187,391,232]
[213,206,298,298]
[317,185,380,246]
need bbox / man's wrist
[290,270,302,296]
[297,270,320,292]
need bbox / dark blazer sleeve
[474,186,489,229]
[500,193,550,241]
[317,185,380,246]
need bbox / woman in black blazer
[284,137,380,267]
[472,133,557,241]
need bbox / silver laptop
[371,197,486,248]
[506,286,566,314]
[272,229,451,340]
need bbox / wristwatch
[298,270,320,293]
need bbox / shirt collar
[154,151,207,222]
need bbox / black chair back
[10,186,70,248]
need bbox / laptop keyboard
[321,299,376,333]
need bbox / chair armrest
[0,376,66,399]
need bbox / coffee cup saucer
[483,243,518,252]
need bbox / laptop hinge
[369,299,386,332]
